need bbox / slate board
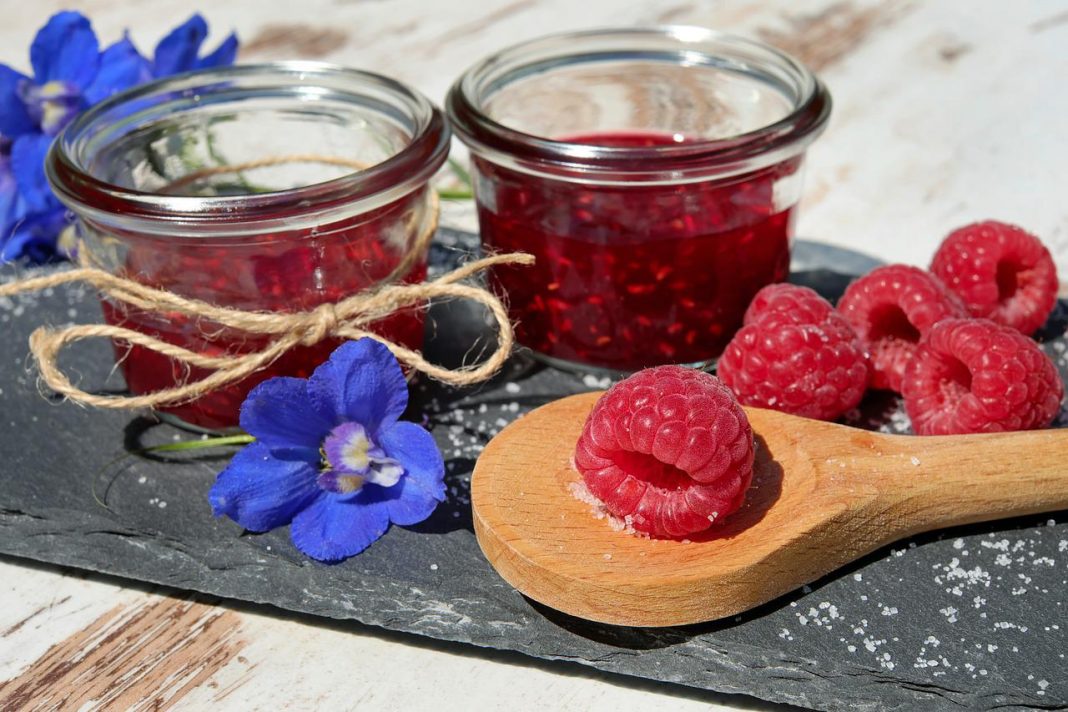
[1,231,1066,712]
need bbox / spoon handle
[874,428,1068,531]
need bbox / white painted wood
[0,560,769,710]
[2,1,1066,709]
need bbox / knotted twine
[0,157,534,410]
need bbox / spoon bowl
[471,392,1068,627]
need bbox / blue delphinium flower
[0,12,238,263]
[0,12,151,262]
[0,139,26,259]
[1,13,150,137]
[151,14,238,77]
[209,339,447,562]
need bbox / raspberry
[902,318,1064,435]
[930,221,1059,335]
[837,264,967,392]
[743,282,837,326]
[572,366,754,538]
[719,284,869,421]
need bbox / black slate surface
[1,231,1066,712]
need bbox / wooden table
[2,1,1065,709]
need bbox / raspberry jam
[475,132,797,369]
[448,27,831,370]
[98,191,429,430]
[47,64,449,429]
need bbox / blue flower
[0,12,238,264]
[0,13,151,140]
[0,139,27,247]
[152,14,238,77]
[0,202,68,264]
[209,339,447,562]
[0,12,152,263]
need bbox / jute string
[0,156,534,410]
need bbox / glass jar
[446,27,831,371]
[47,62,450,430]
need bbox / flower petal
[84,36,151,105]
[377,421,446,525]
[1,208,67,264]
[153,14,207,77]
[0,65,35,136]
[195,32,238,70]
[307,339,409,434]
[0,159,26,235]
[208,441,320,532]
[10,133,56,214]
[239,376,334,452]
[289,494,391,562]
[30,11,100,88]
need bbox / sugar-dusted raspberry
[719,287,869,421]
[902,318,1064,435]
[743,282,837,326]
[930,221,1059,335]
[837,265,967,392]
[573,366,754,538]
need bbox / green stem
[91,434,255,512]
[447,157,473,189]
[437,189,474,201]
[144,434,256,454]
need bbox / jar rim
[46,61,450,232]
[445,26,831,182]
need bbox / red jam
[47,64,451,431]
[474,132,798,370]
[100,191,427,430]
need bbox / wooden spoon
[472,392,1068,627]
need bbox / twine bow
[0,178,533,410]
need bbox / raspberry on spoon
[930,220,1059,335]
[573,366,754,538]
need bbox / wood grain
[1,597,70,638]
[242,23,348,58]
[0,596,245,711]
[755,1,908,71]
[472,392,1068,627]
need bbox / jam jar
[447,27,831,371]
[47,62,450,429]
